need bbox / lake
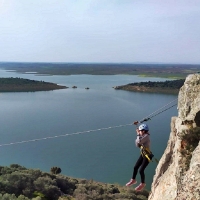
[0,68,177,190]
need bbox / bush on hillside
[0,165,149,200]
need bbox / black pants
[132,155,149,183]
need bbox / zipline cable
[144,103,177,121]
[0,98,178,147]
[0,123,133,147]
[134,98,178,124]
[142,98,177,119]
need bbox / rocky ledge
[148,74,200,200]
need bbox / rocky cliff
[148,74,200,200]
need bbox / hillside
[0,77,67,92]
[0,164,149,200]
[114,79,185,94]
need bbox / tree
[50,167,62,175]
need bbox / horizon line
[0,61,200,65]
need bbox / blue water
[0,69,177,190]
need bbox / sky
[0,0,200,64]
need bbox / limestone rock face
[148,74,200,200]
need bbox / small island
[114,79,185,94]
[0,77,67,92]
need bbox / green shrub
[0,193,30,200]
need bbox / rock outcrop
[148,74,200,200]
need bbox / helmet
[138,124,149,131]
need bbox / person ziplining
[126,123,153,191]
[124,99,178,191]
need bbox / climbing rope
[0,98,178,147]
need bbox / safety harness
[140,145,154,162]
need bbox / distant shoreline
[0,62,200,78]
